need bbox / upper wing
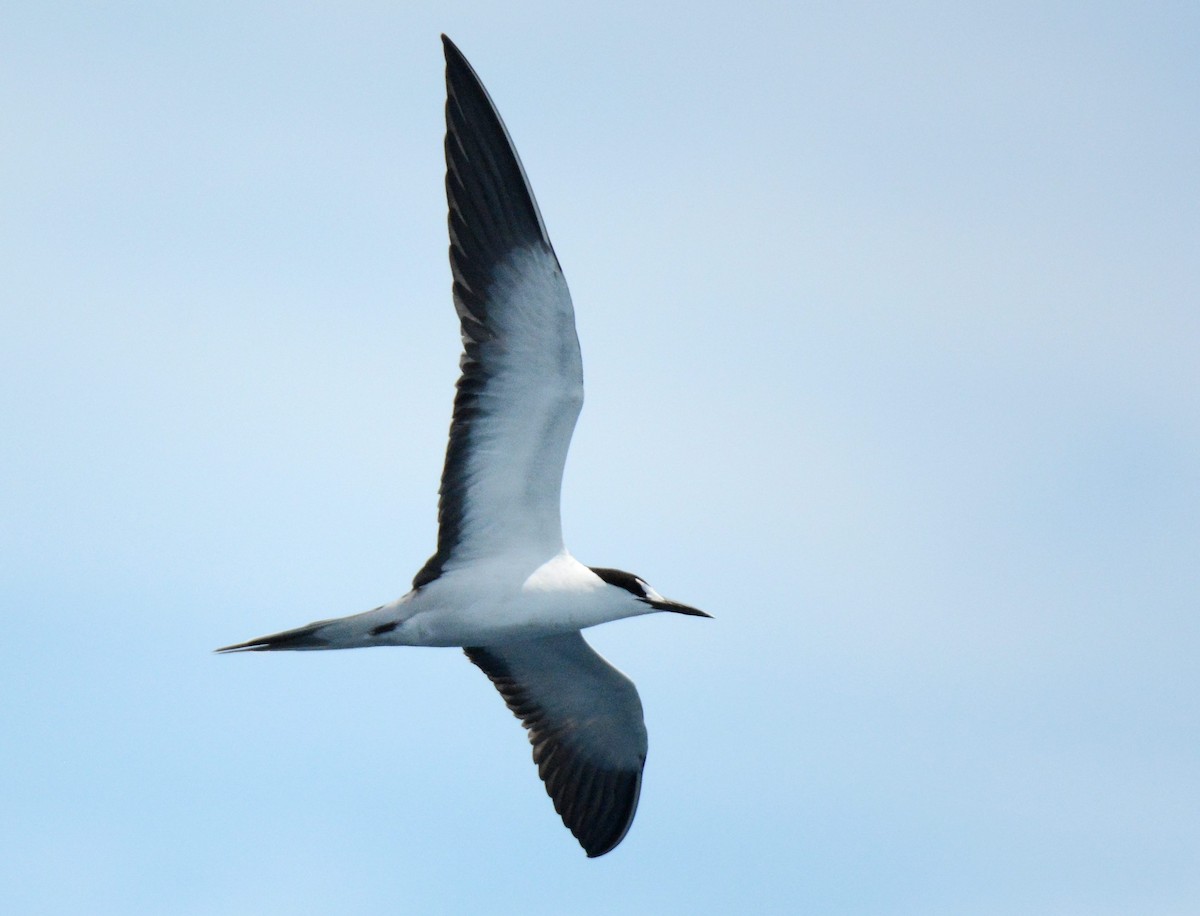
[415,37,583,587]
[465,632,648,857]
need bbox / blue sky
[3,2,1198,913]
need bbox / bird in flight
[218,35,709,858]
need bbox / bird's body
[241,549,661,650]
[219,36,707,858]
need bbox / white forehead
[637,579,666,603]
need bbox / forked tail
[215,620,333,653]
[215,601,407,653]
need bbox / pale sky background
[3,2,1198,914]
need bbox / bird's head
[589,567,711,618]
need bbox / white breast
[394,551,648,647]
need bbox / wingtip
[441,33,464,64]
[574,767,642,857]
[581,829,628,858]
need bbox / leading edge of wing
[465,632,647,857]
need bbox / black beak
[648,599,713,618]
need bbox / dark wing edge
[414,36,563,588]
[442,34,554,261]
[465,632,648,857]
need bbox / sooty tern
[218,35,709,858]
